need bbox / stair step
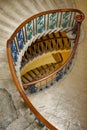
[39,42,46,52]
[22,76,30,83]
[60,31,66,37]
[62,38,70,49]
[45,40,52,51]
[47,64,54,72]
[32,69,42,78]
[48,33,54,38]
[37,66,46,76]
[51,39,58,50]
[28,71,36,79]
[22,61,62,85]
[25,73,33,81]
[21,47,71,85]
[52,52,63,63]
[53,32,60,38]
[57,38,64,50]
[26,49,33,59]
[21,31,71,70]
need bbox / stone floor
[0,0,87,130]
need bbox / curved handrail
[7,9,84,43]
[7,9,85,130]
[7,41,58,130]
[23,16,85,87]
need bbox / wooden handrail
[23,15,85,87]
[7,42,58,130]
[7,9,85,130]
[7,9,84,43]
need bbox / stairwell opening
[7,9,85,130]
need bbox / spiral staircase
[6,8,85,130]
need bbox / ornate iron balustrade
[7,9,85,130]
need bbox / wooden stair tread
[21,31,71,67]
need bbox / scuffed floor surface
[0,0,87,130]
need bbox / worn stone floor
[0,0,87,130]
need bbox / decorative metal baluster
[56,71,62,81]
[44,15,46,30]
[56,12,59,28]
[27,21,33,40]
[49,13,57,29]
[59,12,63,27]
[69,12,73,27]
[13,39,19,54]
[50,75,53,86]
[14,37,19,54]
[17,30,24,50]
[46,79,48,88]
[35,118,45,128]
[37,15,45,34]
[29,84,37,94]
[72,22,78,35]
[46,14,49,30]
[15,36,20,52]
[39,81,43,91]
[71,12,76,27]
[33,19,37,35]
[10,40,18,63]
[32,20,34,36]
[62,12,71,28]
[24,25,28,42]
[22,28,26,45]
